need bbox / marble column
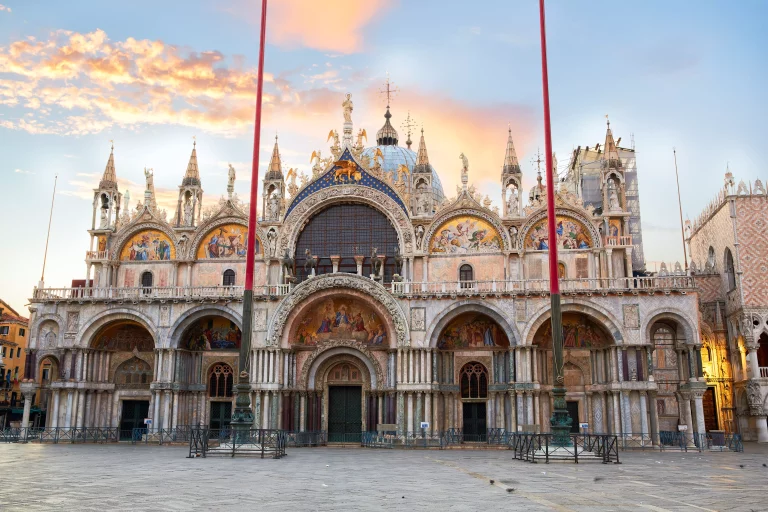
[612,392,621,434]
[639,391,649,436]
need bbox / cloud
[0,5,11,13]
[0,29,343,136]
[14,168,35,174]
[225,0,392,54]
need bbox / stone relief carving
[299,339,385,390]
[254,309,268,332]
[267,274,409,347]
[66,312,79,333]
[746,380,764,415]
[410,308,426,331]
[623,304,640,329]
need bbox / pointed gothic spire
[413,128,431,173]
[99,142,118,189]
[182,140,201,186]
[502,127,521,175]
[266,135,283,179]
[603,117,621,170]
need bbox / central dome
[362,106,445,204]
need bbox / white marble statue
[342,93,353,123]
[607,180,621,211]
[227,164,236,199]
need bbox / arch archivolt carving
[278,185,414,256]
[78,308,158,349]
[186,216,267,260]
[522,299,624,346]
[643,308,699,347]
[168,304,243,349]
[110,221,179,261]
[518,207,602,251]
[426,300,520,348]
[423,208,510,253]
[314,353,372,392]
[301,342,383,390]
[33,314,64,350]
[267,273,409,347]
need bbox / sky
[0,0,766,315]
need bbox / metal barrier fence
[362,431,446,449]
[285,431,327,447]
[509,433,621,464]
[188,427,287,459]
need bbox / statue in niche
[415,225,425,249]
[506,185,518,215]
[268,193,280,221]
[509,226,518,249]
[607,179,621,211]
[99,208,109,228]
[266,229,277,257]
[342,93,353,123]
[183,197,193,226]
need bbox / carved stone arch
[78,308,159,349]
[267,273,409,347]
[33,313,64,350]
[188,216,265,261]
[35,352,61,381]
[518,207,602,250]
[424,208,510,253]
[300,342,383,390]
[643,308,699,347]
[314,354,372,392]
[562,354,589,384]
[168,304,243,349]
[427,300,520,348]
[111,220,179,261]
[604,170,625,186]
[278,185,415,257]
[522,299,624,347]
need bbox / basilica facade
[21,96,709,443]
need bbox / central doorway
[120,400,149,440]
[328,386,362,442]
[210,401,232,432]
[462,402,487,442]
[566,401,580,433]
[703,387,718,432]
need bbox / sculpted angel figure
[459,153,469,187]
[227,164,236,198]
[342,93,353,123]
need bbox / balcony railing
[32,284,292,302]
[85,250,109,261]
[760,367,768,378]
[604,235,633,247]
[391,276,696,295]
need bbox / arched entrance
[459,362,489,441]
[326,362,364,442]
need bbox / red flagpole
[245,0,268,291]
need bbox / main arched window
[460,362,488,399]
[141,271,153,288]
[115,357,152,389]
[724,248,736,291]
[222,269,236,286]
[294,204,399,283]
[209,363,234,398]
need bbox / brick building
[0,299,35,427]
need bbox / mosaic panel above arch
[181,316,242,351]
[91,321,154,351]
[196,223,254,259]
[437,312,510,350]
[429,216,502,254]
[120,229,175,261]
[524,215,594,250]
[533,313,612,349]
[293,297,387,347]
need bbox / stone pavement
[0,443,766,511]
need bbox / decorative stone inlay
[267,273,409,347]
[515,300,527,323]
[299,340,384,390]
[279,185,414,256]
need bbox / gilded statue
[342,93,353,123]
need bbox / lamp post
[231,0,268,439]
[538,0,571,445]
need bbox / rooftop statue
[342,93,353,123]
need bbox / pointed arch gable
[519,208,601,251]
[112,221,178,261]
[427,300,520,348]
[425,208,510,253]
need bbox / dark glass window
[460,362,488,399]
[141,271,153,288]
[209,364,234,398]
[294,204,400,283]
[459,264,474,288]
[222,269,236,286]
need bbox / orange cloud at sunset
[227,0,392,54]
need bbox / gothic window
[460,362,488,399]
[222,269,236,286]
[459,264,474,288]
[724,248,736,291]
[652,324,677,382]
[115,357,152,389]
[208,363,234,398]
[294,204,399,283]
[328,363,362,383]
[141,271,153,288]
[707,246,716,270]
